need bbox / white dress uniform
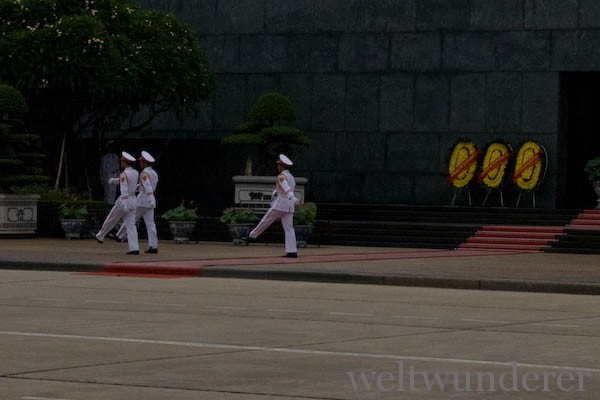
[116,151,159,251]
[249,154,299,255]
[95,152,140,253]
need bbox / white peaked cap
[140,150,155,163]
[277,154,293,166]
[121,151,136,162]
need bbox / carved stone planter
[0,194,40,235]
[232,175,307,212]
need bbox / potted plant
[293,202,317,247]
[161,201,198,243]
[0,84,50,235]
[585,157,600,208]
[221,93,310,211]
[220,207,259,245]
[222,92,310,176]
[58,202,89,239]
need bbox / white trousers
[116,206,158,248]
[249,208,297,253]
[96,202,139,252]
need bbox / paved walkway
[1,238,599,294]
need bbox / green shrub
[58,203,89,219]
[220,207,259,224]
[0,84,28,113]
[585,157,600,183]
[162,202,198,221]
[294,202,317,227]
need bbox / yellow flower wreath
[512,141,545,191]
[448,140,479,189]
[477,142,511,189]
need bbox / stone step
[475,231,559,239]
[479,225,564,233]
[458,242,544,252]
[575,213,600,219]
[567,221,600,229]
[465,236,555,245]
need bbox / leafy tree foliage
[0,0,214,185]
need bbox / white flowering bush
[0,0,214,185]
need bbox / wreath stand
[481,188,504,207]
[513,143,546,209]
[451,187,472,206]
[515,190,537,208]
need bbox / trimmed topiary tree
[0,84,49,193]
[222,92,310,175]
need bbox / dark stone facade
[136,0,600,208]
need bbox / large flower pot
[226,223,255,245]
[294,225,313,248]
[59,218,88,240]
[168,220,196,244]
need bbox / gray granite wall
[137,0,600,207]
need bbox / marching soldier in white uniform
[116,151,159,253]
[248,154,300,257]
[94,151,140,254]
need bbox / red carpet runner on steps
[566,209,600,230]
[459,209,600,252]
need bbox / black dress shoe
[94,234,103,244]
[126,250,140,255]
[282,253,298,258]
[145,248,158,254]
[115,237,127,243]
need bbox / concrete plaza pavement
[0,237,599,294]
[1,270,599,399]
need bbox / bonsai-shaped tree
[222,92,310,175]
[0,84,49,193]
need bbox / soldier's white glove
[108,177,119,184]
[148,196,156,208]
